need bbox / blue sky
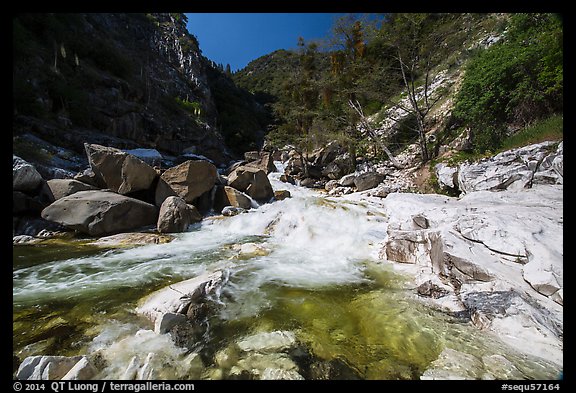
[185,13,346,72]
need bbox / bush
[453,13,562,153]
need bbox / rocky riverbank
[13,140,563,380]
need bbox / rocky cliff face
[13,13,262,166]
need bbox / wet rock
[280,174,295,185]
[274,190,291,200]
[417,280,449,298]
[222,206,246,216]
[61,357,97,380]
[229,353,299,380]
[324,180,339,192]
[16,355,84,380]
[233,243,271,258]
[157,196,202,233]
[261,368,304,380]
[309,358,362,380]
[89,232,175,247]
[44,179,98,202]
[155,160,218,206]
[354,172,385,192]
[85,143,158,194]
[13,155,43,192]
[420,348,483,380]
[136,271,223,334]
[41,190,158,236]
[13,235,40,245]
[236,331,297,354]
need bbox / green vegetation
[500,113,563,151]
[453,13,562,153]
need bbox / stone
[279,174,295,185]
[61,357,97,380]
[324,180,339,192]
[338,173,356,187]
[522,263,561,297]
[420,348,483,380]
[41,190,158,236]
[228,166,274,202]
[89,233,175,247]
[236,331,297,353]
[354,172,385,192]
[45,179,98,202]
[222,206,246,216]
[435,163,458,190]
[417,280,449,298]
[157,196,202,233]
[274,190,291,200]
[136,271,223,334]
[412,214,429,229]
[13,155,43,192]
[456,141,559,194]
[16,355,83,380]
[74,168,99,187]
[261,368,305,380]
[84,143,158,194]
[244,151,278,174]
[235,243,271,258]
[222,186,254,210]
[155,160,217,205]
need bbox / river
[13,165,561,380]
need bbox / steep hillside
[13,13,264,166]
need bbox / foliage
[453,13,562,153]
[500,113,563,151]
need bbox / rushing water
[13,166,561,379]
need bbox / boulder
[89,233,175,247]
[221,186,254,210]
[354,172,385,192]
[435,163,458,190]
[136,271,223,334]
[74,168,99,187]
[157,196,202,233]
[13,155,43,192]
[324,180,339,192]
[274,190,291,200]
[228,166,274,202]
[41,190,158,236]
[84,143,158,194]
[45,179,98,202]
[155,160,217,206]
[338,173,356,187]
[222,206,246,217]
[16,355,84,380]
[236,331,297,354]
[279,174,296,185]
[244,152,277,174]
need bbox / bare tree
[348,99,403,168]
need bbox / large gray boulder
[228,166,274,202]
[84,143,158,194]
[214,186,254,212]
[45,179,98,202]
[155,160,217,206]
[136,271,223,334]
[41,190,158,236]
[13,155,43,192]
[124,148,163,167]
[435,163,458,190]
[243,151,278,174]
[354,172,385,192]
[157,196,202,233]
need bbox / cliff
[13,13,264,166]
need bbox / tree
[379,13,446,162]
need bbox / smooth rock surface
[13,155,43,192]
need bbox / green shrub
[453,13,562,153]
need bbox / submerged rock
[136,271,223,334]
